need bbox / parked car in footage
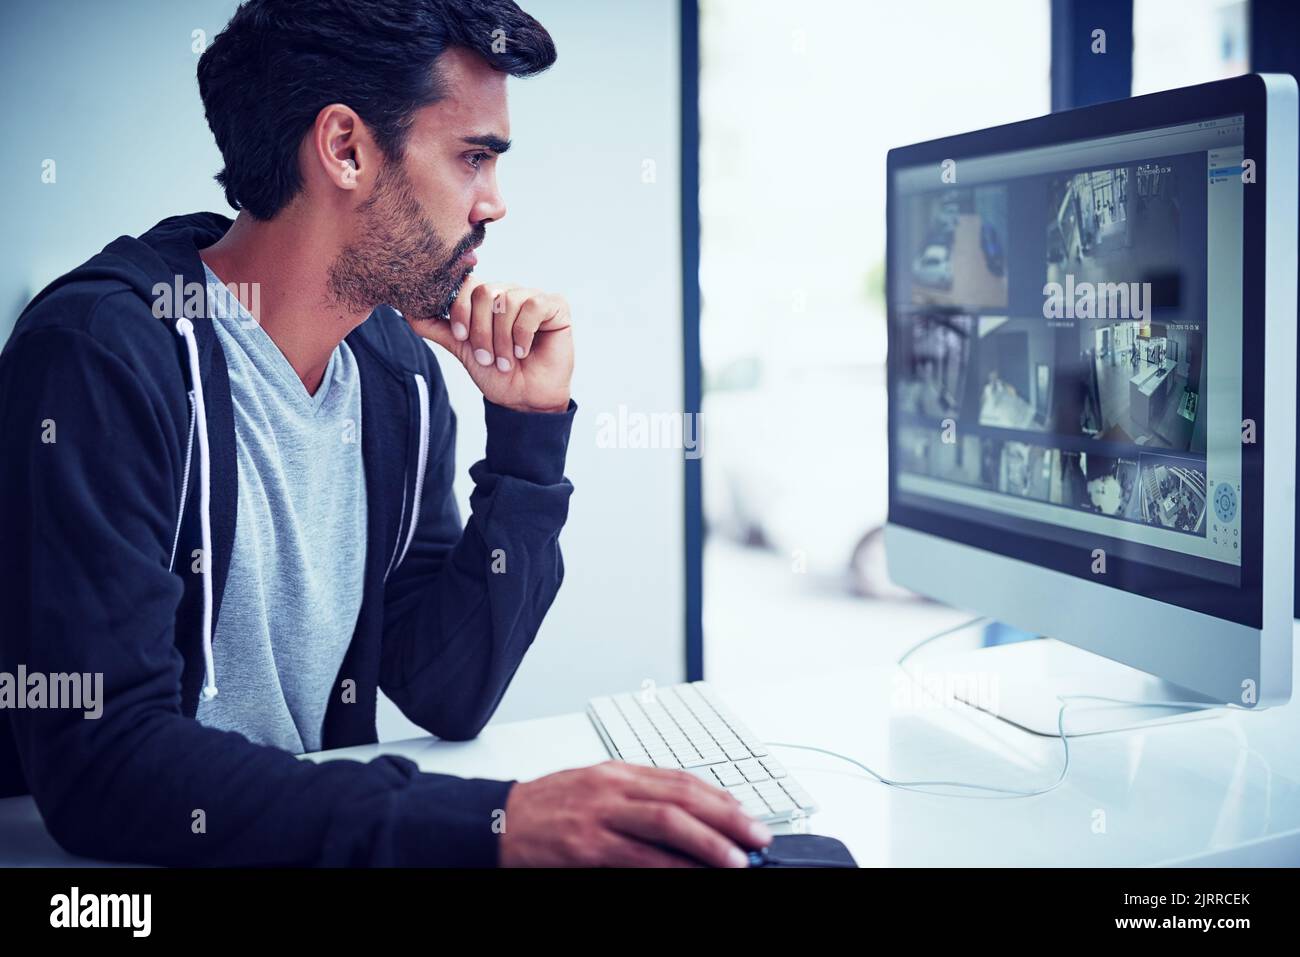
[980,221,1004,276]
[913,243,954,289]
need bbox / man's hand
[498,761,773,867]
[415,278,574,414]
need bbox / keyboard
[586,681,817,824]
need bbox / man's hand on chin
[413,277,574,414]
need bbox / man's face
[328,48,510,322]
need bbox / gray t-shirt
[196,263,367,753]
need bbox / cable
[765,619,1241,799]
[895,615,986,667]
[766,703,1069,798]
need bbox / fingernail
[452,322,468,341]
[514,345,525,359]
[750,821,773,845]
[473,348,493,367]
[496,356,511,373]
[727,847,749,868]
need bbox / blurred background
[697,0,1254,682]
[0,0,1284,739]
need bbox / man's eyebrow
[462,134,512,154]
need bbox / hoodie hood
[23,211,235,323]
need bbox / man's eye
[466,151,489,170]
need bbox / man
[0,0,769,868]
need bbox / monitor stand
[914,623,1223,737]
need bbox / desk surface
[5,631,1299,867]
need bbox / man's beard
[328,161,484,322]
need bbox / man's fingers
[512,295,551,360]
[535,295,570,333]
[440,278,569,373]
[493,289,533,370]
[597,833,702,868]
[607,799,750,868]
[467,282,501,368]
[416,317,462,355]
[447,278,478,339]
[620,767,770,849]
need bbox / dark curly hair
[197,0,556,220]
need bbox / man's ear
[309,103,370,191]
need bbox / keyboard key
[781,784,816,809]
[753,780,785,800]
[713,764,746,787]
[764,794,795,814]
[727,783,759,803]
[735,759,770,783]
[686,766,722,786]
[759,758,787,779]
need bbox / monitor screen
[888,114,1253,622]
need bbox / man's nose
[472,183,507,226]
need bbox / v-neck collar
[203,263,339,415]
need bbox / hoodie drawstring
[384,372,432,581]
[168,323,429,701]
[175,318,218,700]
[396,373,431,572]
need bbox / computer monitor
[885,74,1297,730]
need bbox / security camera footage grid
[893,151,1214,543]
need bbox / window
[698,0,1051,675]
[1132,0,1248,97]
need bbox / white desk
[5,631,1300,866]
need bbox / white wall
[1,0,238,335]
[0,0,686,736]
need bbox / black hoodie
[0,212,576,865]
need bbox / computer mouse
[744,834,858,868]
